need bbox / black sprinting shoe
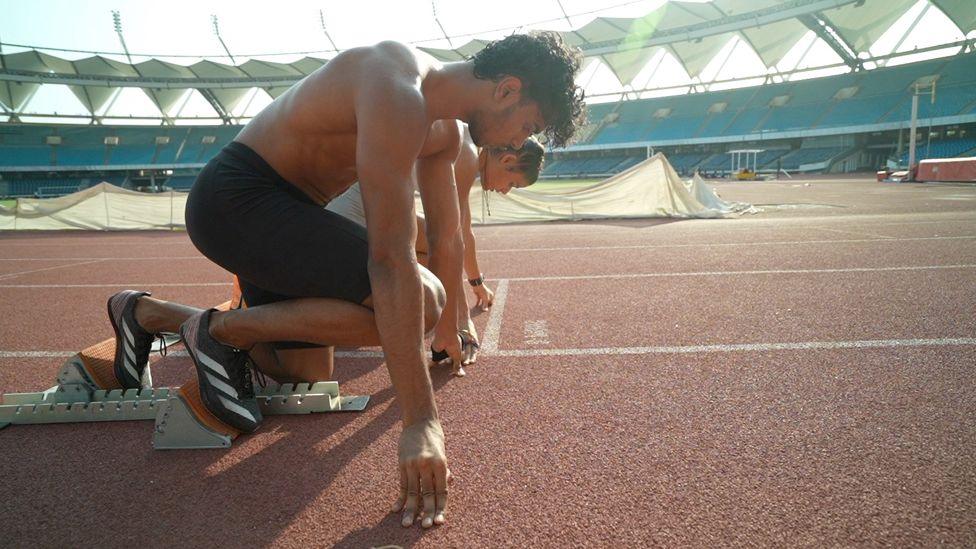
[107,290,154,389]
[179,309,262,433]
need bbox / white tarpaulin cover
[464,153,757,225]
[0,182,187,230]
[1,154,755,230]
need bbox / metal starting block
[152,381,370,450]
[1,351,370,450]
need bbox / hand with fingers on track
[431,329,464,375]
[393,418,452,528]
[458,325,480,367]
[472,283,494,311]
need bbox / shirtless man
[106,32,584,528]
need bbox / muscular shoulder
[419,119,463,160]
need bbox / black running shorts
[186,141,372,307]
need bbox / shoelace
[154,333,170,358]
[246,355,269,390]
[231,350,258,398]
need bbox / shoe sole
[177,376,242,439]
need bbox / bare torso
[236,42,458,205]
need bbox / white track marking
[0,234,970,260]
[2,264,972,288]
[0,259,106,281]
[0,349,385,359]
[480,279,510,354]
[523,320,549,345]
[477,235,975,253]
[0,282,231,288]
[0,256,205,262]
[3,338,973,360]
[507,264,976,282]
[811,226,896,240]
[492,338,976,357]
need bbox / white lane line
[0,349,384,359]
[480,279,510,354]
[2,264,972,288]
[0,256,204,262]
[812,226,896,240]
[506,264,976,282]
[0,259,106,281]
[0,282,231,288]
[4,338,973,360]
[477,235,975,253]
[0,240,189,248]
[492,338,976,357]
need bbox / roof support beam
[198,88,233,125]
[582,0,858,56]
[0,71,301,89]
[882,3,931,66]
[798,13,861,71]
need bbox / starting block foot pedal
[56,337,155,393]
[152,393,234,450]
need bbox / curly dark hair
[471,31,587,148]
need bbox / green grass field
[1,199,15,208]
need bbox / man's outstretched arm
[417,122,464,367]
[356,64,449,529]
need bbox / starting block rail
[1,349,370,449]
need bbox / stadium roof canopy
[1,0,974,124]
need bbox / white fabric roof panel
[134,59,198,79]
[264,85,294,99]
[602,47,662,85]
[3,51,77,74]
[0,82,40,111]
[822,0,920,52]
[931,0,976,33]
[69,85,115,114]
[670,33,735,78]
[287,57,328,75]
[73,56,139,78]
[188,60,248,79]
[145,88,191,116]
[739,19,810,68]
[208,88,252,113]
[239,59,304,78]
[1,0,969,121]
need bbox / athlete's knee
[419,265,446,331]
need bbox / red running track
[1,179,975,547]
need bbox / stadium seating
[3,52,976,192]
[898,137,976,164]
[586,52,976,145]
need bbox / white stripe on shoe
[217,395,257,423]
[197,349,230,379]
[121,335,139,382]
[123,322,134,346]
[205,371,239,400]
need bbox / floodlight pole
[318,10,339,53]
[431,1,454,49]
[211,15,237,65]
[112,10,134,65]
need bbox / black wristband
[468,276,484,287]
